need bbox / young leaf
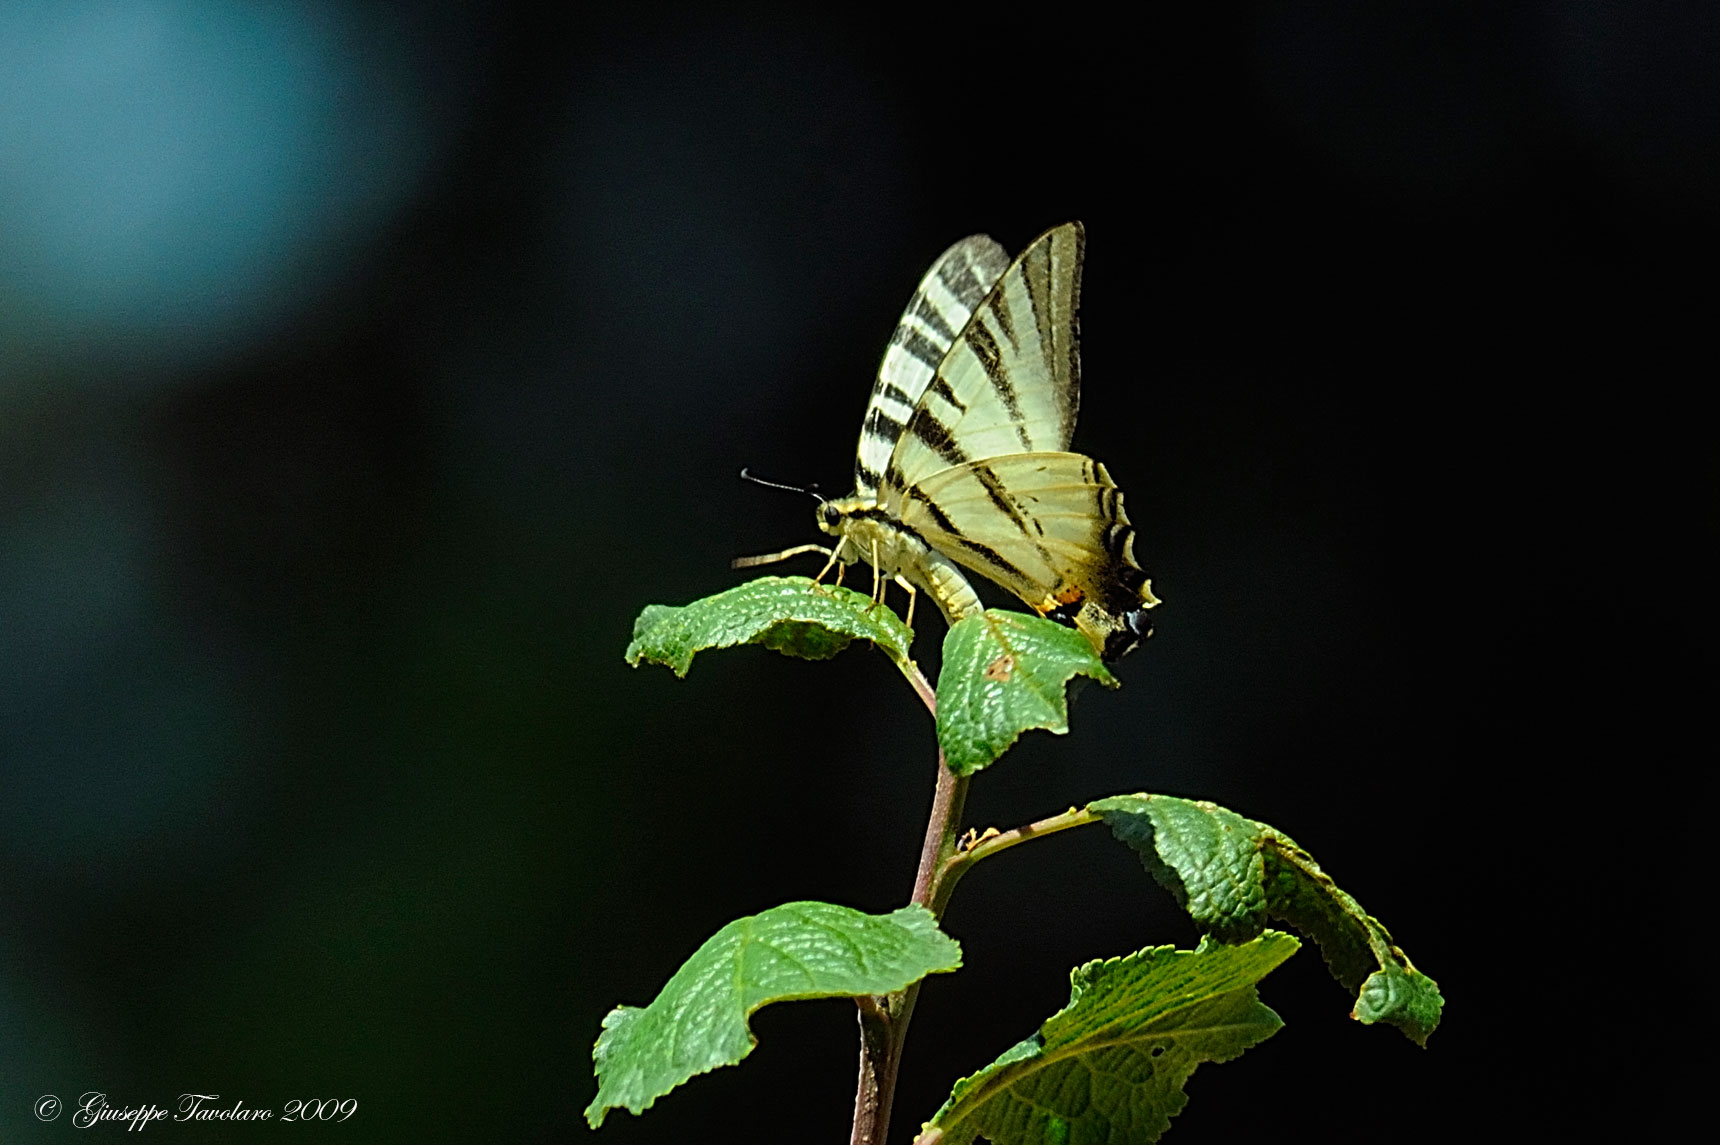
[1091,794,1443,1045]
[1262,833,1444,1046]
[918,933,1299,1145]
[585,901,961,1128]
[625,575,913,676]
[936,611,1118,775]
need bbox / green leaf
[624,576,913,676]
[1088,794,1267,943]
[586,901,961,1128]
[919,933,1298,1145]
[1091,794,1443,1046]
[935,611,1118,775]
[1262,832,1444,1046]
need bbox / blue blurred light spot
[0,439,258,877]
[0,0,440,380]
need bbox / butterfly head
[816,496,884,545]
[817,500,843,534]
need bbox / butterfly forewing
[854,235,1010,497]
[883,222,1084,497]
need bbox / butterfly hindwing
[883,222,1084,497]
[854,235,1010,497]
[894,452,1144,619]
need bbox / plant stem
[896,655,939,714]
[910,752,969,910]
[851,661,969,1145]
[850,994,894,1143]
[851,752,968,1145]
[935,804,1100,898]
[850,662,1106,1143]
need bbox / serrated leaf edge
[585,902,961,1128]
[937,610,1118,775]
[922,935,1299,1143]
[624,576,914,677]
[1090,793,1442,1046]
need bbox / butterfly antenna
[739,467,824,503]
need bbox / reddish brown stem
[850,662,968,1145]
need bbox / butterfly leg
[893,574,918,630]
[863,538,884,613]
[731,542,833,570]
[807,540,846,594]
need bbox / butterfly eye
[820,503,841,528]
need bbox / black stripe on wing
[904,486,1034,586]
[961,322,1034,453]
[904,406,968,469]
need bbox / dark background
[1,2,1710,1141]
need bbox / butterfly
[740,222,1158,660]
